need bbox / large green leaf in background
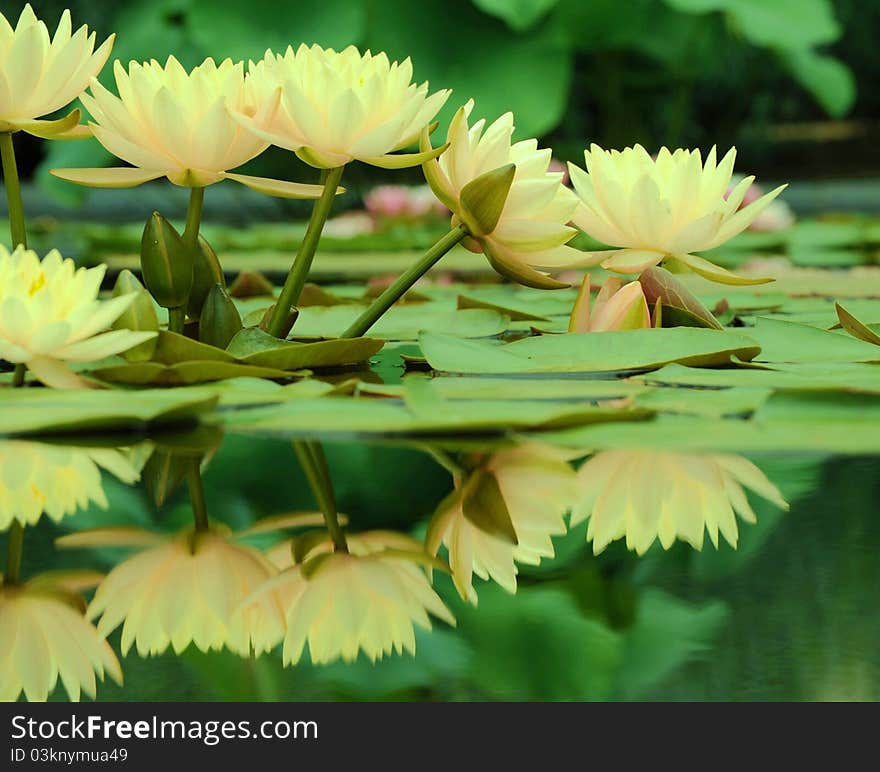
[187,0,367,61]
[364,0,573,140]
[663,0,854,115]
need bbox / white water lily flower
[568,144,787,285]
[422,100,581,289]
[50,56,331,198]
[0,440,143,529]
[234,44,450,169]
[572,450,789,555]
[426,446,576,603]
[0,4,113,138]
[0,575,122,702]
[249,531,454,665]
[0,246,156,388]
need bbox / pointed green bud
[459,163,516,236]
[462,469,518,545]
[140,211,193,309]
[142,450,189,507]
[199,283,243,349]
[187,235,226,318]
[258,303,298,338]
[111,269,159,361]
[639,266,722,330]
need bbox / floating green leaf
[0,389,218,436]
[420,328,761,374]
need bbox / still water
[2,427,877,702]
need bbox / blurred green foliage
[16,0,872,196]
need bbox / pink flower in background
[548,158,570,186]
[726,175,795,232]
[364,184,447,219]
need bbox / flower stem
[183,186,205,249]
[266,166,345,338]
[4,521,23,586]
[293,440,348,553]
[186,458,209,532]
[168,307,186,335]
[342,224,468,338]
[12,363,25,387]
[0,132,27,248]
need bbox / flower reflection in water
[573,450,789,555]
[426,444,576,603]
[0,439,145,529]
[253,531,454,666]
[0,572,122,702]
[57,513,327,658]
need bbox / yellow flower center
[28,272,46,296]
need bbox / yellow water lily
[568,276,651,333]
[421,100,581,289]
[234,44,450,169]
[249,531,454,665]
[0,573,122,702]
[0,246,156,387]
[572,450,789,555]
[0,4,112,139]
[56,518,325,657]
[426,446,576,603]
[568,144,787,285]
[0,440,144,530]
[50,56,330,198]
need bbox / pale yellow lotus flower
[422,100,581,289]
[50,56,330,198]
[249,531,455,665]
[568,276,651,333]
[568,144,787,285]
[234,44,450,169]
[0,4,113,138]
[0,573,122,702]
[0,246,156,387]
[0,440,143,530]
[55,520,326,658]
[426,446,576,603]
[572,450,789,555]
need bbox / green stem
[0,132,27,248]
[12,363,25,388]
[342,225,468,338]
[422,445,464,478]
[186,458,209,532]
[168,306,186,335]
[293,440,348,553]
[4,521,23,586]
[183,186,205,249]
[267,166,345,338]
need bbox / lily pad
[641,362,880,394]
[420,328,761,374]
[0,388,218,436]
[226,327,384,369]
[90,360,296,386]
[290,304,510,340]
[747,317,880,363]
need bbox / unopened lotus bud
[639,266,722,329]
[199,283,243,349]
[140,212,193,309]
[187,235,225,318]
[111,269,159,361]
[459,163,515,237]
[258,303,298,338]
